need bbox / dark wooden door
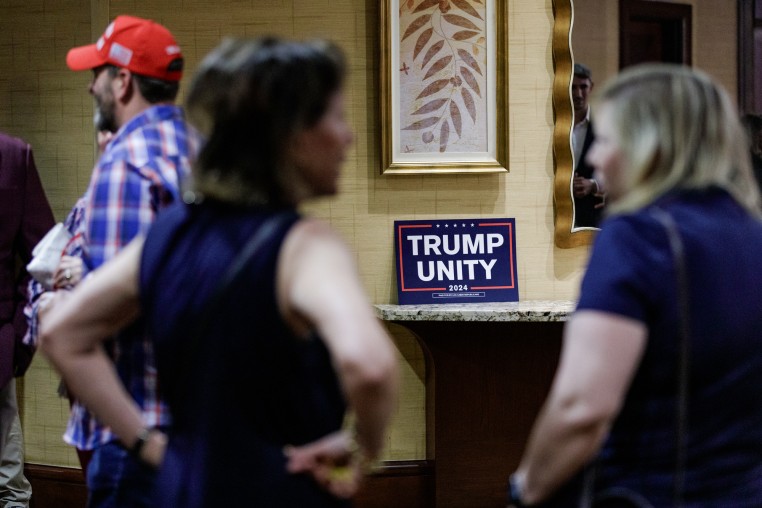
[619,0,692,68]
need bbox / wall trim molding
[26,459,434,508]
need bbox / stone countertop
[374,300,575,322]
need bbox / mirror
[552,0,595,248]
[554,0,701,247]
[552,0,619,248]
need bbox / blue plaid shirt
[66,105,201,449]
[23,197,98,446]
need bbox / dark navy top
[574,188,762,506]
[140,201,349,508]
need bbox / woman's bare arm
[513,310,647,504]
[277,219,399,460]
[39,238,164,465]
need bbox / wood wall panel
[26,464,87,508]
[25,461,434,508]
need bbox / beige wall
[2,0,587,467]
[573,0,738,99]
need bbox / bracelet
[340,413,374,474]
[129,427,154,459]
[341,412,360,454]
[507,474,528,507]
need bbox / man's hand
[573,172,598,197]
[594,192,606,209]
[53,256,85,289]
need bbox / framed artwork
[380,0,508,174]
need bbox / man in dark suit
[572,63,604,228]
[741,113,762,192]
[0,131,55,507]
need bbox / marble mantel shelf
[374,300,575,323]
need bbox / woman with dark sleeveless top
[39,38,399,507]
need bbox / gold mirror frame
[552,0,595,248]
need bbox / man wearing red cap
[50,15,200,507]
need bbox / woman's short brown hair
[185,37,346,206]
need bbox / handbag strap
[650,207,690,508]
[580,208,690,508]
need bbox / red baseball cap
[66,15,183,82]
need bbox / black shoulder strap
[580,208,690,508]
[649,207,690,508]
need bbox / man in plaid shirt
[61,15,201,507]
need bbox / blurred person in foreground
[39,37,399,507]
[506,64,762,507]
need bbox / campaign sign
[394,218,519,305]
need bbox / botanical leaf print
[423,55,453,80]
[421,40,445,68]
[460,66,480,97]
[402,14,432,41]
[461,87,476,122]
[403,117,439,130]
[453,30,479,41]
[452,0,482,20]
[412,98,449,115]
[399,0,414,16]
[414,0,440,13]
[473,36,486,56]
[450,101,462,137]
[400,0,487,153]
[440,121,450,152]
[414,28,434,60]
[416,78,451,99]
[457,49,482,75]
[443,14,479,30]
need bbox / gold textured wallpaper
[1,0,589,467]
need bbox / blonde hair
[593,64,761,217]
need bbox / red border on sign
[397,224,447,291]
[471,222,515,290]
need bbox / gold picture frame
[380,0,508,175]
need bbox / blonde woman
[507,64,762,507]
[40,38,398,507]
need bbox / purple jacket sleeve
[13,144,54,344]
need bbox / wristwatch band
[129,427,153,459]
[507,474,528,507]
